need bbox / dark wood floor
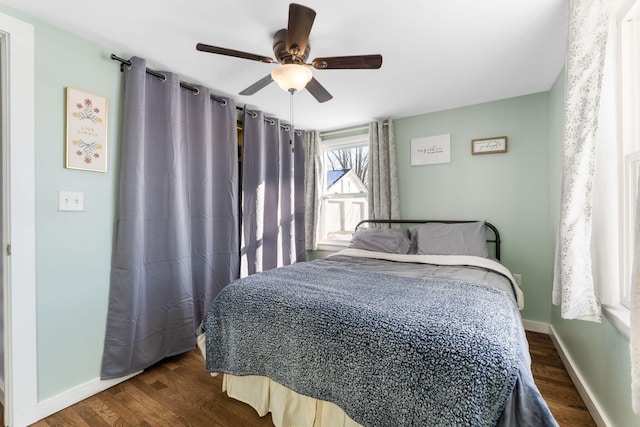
[526,331,596,426]
[20,331,593,426]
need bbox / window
[318,133,369,246]
[621,2,640,310]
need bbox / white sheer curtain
[304,131,323,250]
[552,0,640,412]
[552,0,616,322]
[368,120,400,221]
[627,0,640,414]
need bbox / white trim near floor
[522,319,551,334]
[549,325,611,427]
[34,371,141,422]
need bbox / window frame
[619,2,640,312]
[602,0,640,335]
[317,133,369,250]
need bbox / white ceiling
[3,0,567,131]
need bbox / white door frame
[0,11,38,427]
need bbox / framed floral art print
[65,87,108,172]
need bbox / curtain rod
[110,54,229,106]
[110,54,301,134]
[320,125,368,137]
[320,121,389,138]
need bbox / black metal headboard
[354,219,501,261]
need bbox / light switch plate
[58,190,84,211]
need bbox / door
[0,41,5,414]
[0,11,37,427]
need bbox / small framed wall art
[65,87,108,172]
[410,134,451,166]
[471,136,508,155]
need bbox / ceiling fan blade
[305,77,333,103]
[239,74,274,96]
[286,3,316,58]
[312,54,383,70]
[196,43,274,64]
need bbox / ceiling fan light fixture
[271,64,313,92]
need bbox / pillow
[415,221,489,257]
[408,226,420,254]
[349,228,412,254]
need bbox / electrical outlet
[58,190,84,211]
[513,273,522,287]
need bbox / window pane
[344,198,366,231]
[325,146,369,188]
[322,197,367,242]
[320,138,369,244]
[624,156,640,308]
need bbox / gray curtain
[304,131,322,250]
[368,120,400,221]
[101,56,239,379]
[241,110,305,276]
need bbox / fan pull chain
[289,88,295,153]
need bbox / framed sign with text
[410,134,451,166]
[471,136,508,155]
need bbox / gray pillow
[415,222,488,257]
[349,228,412,254]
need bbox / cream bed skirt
[222,373,363,427]
[198,333,362,427]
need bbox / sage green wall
[307,250,333,261]
[393,93,553,323]
[3,4,634,424]
[0,4,122,400]
[549,72,639,426]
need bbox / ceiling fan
[196,3,383,103]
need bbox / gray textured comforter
[204,254,557,426]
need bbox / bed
[202,220,558,426]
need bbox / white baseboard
[549,325,611,427]
[522,319,551,334]
[32,371,141,424]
